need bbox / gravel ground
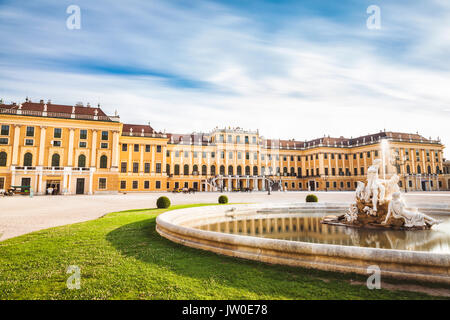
[1,191,449,241]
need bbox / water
[196,213,450,253]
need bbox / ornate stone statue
[382,192,441,227]
[322,158,441,230]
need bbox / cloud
[0,0,449,157]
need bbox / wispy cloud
[0,0,449,156]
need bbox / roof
[0,101,111,121]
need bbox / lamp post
[392,153,408,193]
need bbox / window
[166,164,170,175]
[0,138,8,145]
[0,177,4,189]
[252,136,256,144]
[246,152,250,160]
[174,164,180,175]
[132,181,138,189]
[120,181,126,189]
[80,130,87,140]
[155,181,161,189]
[156,145,161,152]
[0,152,7,166]
[54,128,62,138]
[134,144,139,152]
[156,163,161,173]
[99,178,107,189]
[25,139,34,146]
[144,163,150,173]
[184,164,189,175]
[237,152,242,160]
[194,152,198,158]
[133,162,139,173]
[53,140,61,147]
[245,136,249,144]
[26,126,34,137]
[100,143,108,149]
[202,165,207,175]
[1,125,10,136]
[21,177,31,187]
[121,162,127,173]
[166,150,170,157]
[211,152,215,158]
[229,152,233,159]
[144,181,150,189]
[99,155,108,168]
[78,154,86,167]
[367,151,370,158]
[101,131,109,140]
[146,145,151,152]
[79,141,87,148]
[360,167,365,175]
[122,144,127,152]
[211,165,216,175]
[51,154,60,167]
[184,151,189,158]
[236,136,241,143]
[23,152,33,166]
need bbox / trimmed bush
[305,194,318,202]
[218,195,228,204]
[156,196,171,208]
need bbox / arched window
[183,164,189,175]
[427,165,431,174]
[23,152,33,167]
[174,164,180,175]
[245,166,250,175]
[417,165,421,174]
[228,165,233,176]
[436,166,440,174]
[237,166,242,175]
[0,151,6,166]
[290,167,295,176]
[201,165,207,175]
[99,155,108,168]
[253,166,258,176]
[283,167,288,174]
[406,165,411,174]
[51,153,60,167]
[166,164,170,175]
[78,154,86,168]
[220,165,225,175]
[297,167,302,177]
[193,165,198,175]
[261,166,265,175]
[210,165,216,175]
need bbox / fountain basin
[156,203,450,284]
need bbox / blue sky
[0,0,449,157]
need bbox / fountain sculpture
[322,158,441,230]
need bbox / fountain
[322,149,442,230]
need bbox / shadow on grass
[105,215,443,299]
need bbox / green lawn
[0,203,446,300]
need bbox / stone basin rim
[156,203,450,284]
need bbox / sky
[0,0,449,157]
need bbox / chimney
[40,99,44,104]
[47,99,51,104]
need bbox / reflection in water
[195,214,450,253]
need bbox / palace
[0,99,448,195]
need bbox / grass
[0,203,447,300]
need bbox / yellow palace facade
[0,99,448,195]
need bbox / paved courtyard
[1,191,450,241]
